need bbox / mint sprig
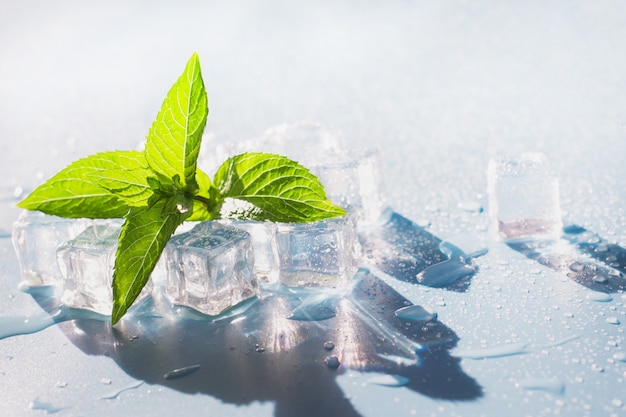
[17,52,346,324]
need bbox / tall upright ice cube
[311,149,387,227]
[488,153,562,240]
[164,222,258,316]
[56,222,153,315]
[12,210,90,287]
[220,219,279,283]
[275,216,359,288]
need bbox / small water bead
[457,200,483,213]
[163,364,201,380]
[323,341,335,351]
[569,262,585,272]
[613,352,626,362]
[593,275,608,284]
[324,355,340,369]
[55,381,68,388]
[100,378,112,385]
[591,364,605,373]
[587,292,613,302]
[607,317,621,325]
[612,398,623,408]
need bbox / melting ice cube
[487,153,562,240]
[164,222,258,316]
[57,221,153,315]
[310,149,387,227]
[220,219,279,283]
[12,211,91,287]
[275,216,359,288]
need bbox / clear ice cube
[220,219,279,283]
[57,221,153,315]
[487,152,562,240]
[275,216,359,288]
[164,221,258,316]
[12,210,91,287]
[311,149,387,227]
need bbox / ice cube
[488,152,562,240]
[57,221,153,315]
[164,221,258,316]
[12,210,91,287]
[220,219,279,283]
[275,216,359,288]
[311,149,387,227]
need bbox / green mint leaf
[144,52,208,193]
[213,152,346,223]
[17,151,147,218]
[186,168,218,221]
[96,167,155,207]
[111,199,188,324]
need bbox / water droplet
[458,201,483,213]
[417,258,475,288]
[453,342,528,359]
[606,317,621,325]
[569,263,585,272]
[29,399,64,414]
[517,377,565,395]
[367,374,410,387]
[591,364,604,373]
[100,381,144,400]
[55,381,68,388]
[100,378,112,385]
[394,305,437,322]
[613,352,626,362]
[612,398,623,408]
[593,275,608,284]
[324,355,340,369]
[163,364,201,380]
[587,292,613,302]
[323,341,335,351]
[378,354,417,366]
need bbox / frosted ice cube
[488,153,562,240]
[164,222,258,316]
[220,219,279,283]
[311,149,387,227]
[57,221,153,315]
[12,210,91,287]
[275,216,359,288]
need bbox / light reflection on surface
[21,211,487,417]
